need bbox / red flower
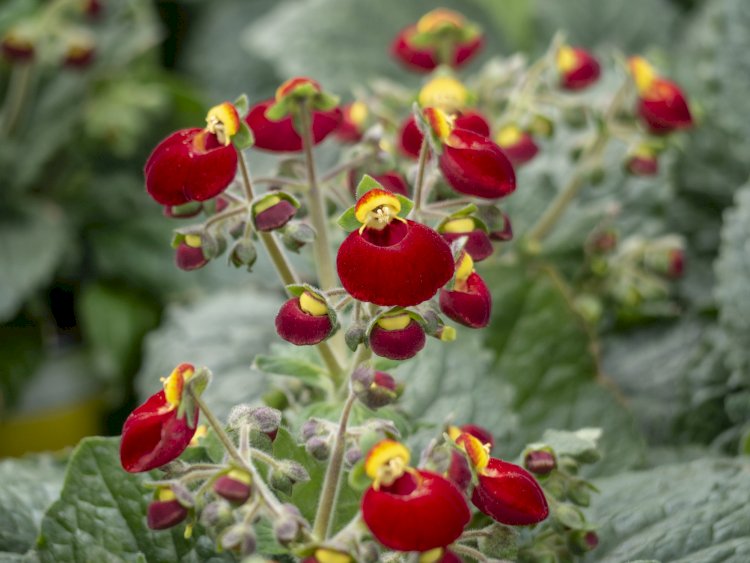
[147,488,189,530]
[629,57,693,134]
[275,291,335,345]
[335,101,369,143]
[556,46,601,90]
[369,312,426,360]
[337,188,454,307]
[175,237,209,271]
[253,196,298,231]
[456,432,548,526]
[626,149,659,176]
[398,111,490,159]
[362,440,470,552]
[439,253,492,329]
[120,363,199,473]
[495,125,539,167]
[438,217,493,262]
[390,9,483,73]
[447,424,495,490]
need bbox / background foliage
[1,0,749,561]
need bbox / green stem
[311,389,358,540]
[320,149,377,184]
[204,206,246,231]
[411,137,430,216]
[299,103,338,291]
[452,544,492,562]
[0,62,33,137]
[238,151,345,381]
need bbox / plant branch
[0,62,33,137]
[411,137,430,216]
[299,103,338,291]
[452,544,492,562]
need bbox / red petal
[452,35,484,68]
[246,100,342,152]
[501,132,539,166]
[369,320,426,360]
[275,297,333,345]
[147,499,188,530]
[337,220,454,307]
[447,451,473,491]
[441,229,494,262]
[362,470,470,552]
[398,112,489,160]
[638,79,693,134]
[439,272,492,328]
[626,155,659,176]
[471,458,549,525]
[440,129,516,199]
[120,390,198,473]
[175,242,208,271]
[390,27,439,72]
[144,128,237,205]
[455,110,491,137]
[560,48,601,90]
[255,200,297,231]
[460,423,495,448]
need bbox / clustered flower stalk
[117,6,693,561]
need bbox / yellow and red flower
[275,290,336,346]
[120,363,199,473]
[337,186,454,307]
[175,235,209,271]
[625,144,660,176]
[628,56,693,134]
[391,9,483,73]
[437,216,493,262]
[335,101,369,143]
[245,77,342,152]
[495,124,539,167]
[556,46,601,91]
[439,253,492,329]
[144,102,240,205]
[147,487,189,530]
[424,108,516,199]
[455,432,549,526]
[446,424,495,491]
[398,111,489,159]
[368,311,426,361]
[361,440,471,552]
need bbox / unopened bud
[301,418,324,441]
[567,481,592,507]
[280,221,316,253]
[147,488,188,530]
[344,446,362,468]
[213,469,252,504]
[524,449,557,476]
[305,436,331,461]
[568,530,599,555]
[229,238,257,270]
[352,366,400,410]
[228,405,281,440]
[477,524,519,559]
[200,500,233,528]
[220,523,256,555]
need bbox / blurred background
[0,0,747,464]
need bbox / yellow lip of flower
[299,291,328,316]
[496,124,523,148]
[455,252,475,284]
[424,107,454,142]
[314,548,353,563]
[354,188,403,231]
[556,45,579,73]
[348,101,368,127]
[419,548,447,563]
[417,8,465,33]
[205,102,240,146]
[365,439,411,489]
[455,431,490,473]
[157,487,177,502]
[189,424,208,446]
[162,363,195,408]
[628,56,657,95]
[418,76,469,113]
[442,217,476,234]
[377,312,412,331]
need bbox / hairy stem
[411,137,430,216]
[452,544,493,562]
[237,151,344,381]
[299,104,338,291]
[0,62,33,137]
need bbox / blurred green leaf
[0,320,42,412]
[0,202,69,322]
[482,262,646,475]
[588,457,750,562]
[78,283,160,385]
[0,454,66,554]
[34,437,230,562]
[137,286,283,418]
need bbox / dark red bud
[472,458,549,525]
[245,100,342,152]
[64,44,95,69]
[1,33,34,62]
[558,47,601,91]
[147,499,188,530]
[626,154,659,176]
[275,296,334,346]
[439,272,492,328]
[441,229,494,262]
[255,199,297,232]
[524,450,557,476]
[637,79,693,134]
[369,320,426,361]
[175,241,208,271]
[214,471,252,504]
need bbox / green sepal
[395,194,414,218]
[312,91,340,112]
[347,458,371,491]
[233,93,249,117]
[264,98,292,121]
[281,221,316,253]
[337,206,360,232]
[228,238,258,270]
[345,322,367,351]
[232,121,255,150]
[355,174,383,199]
[199,231,226,260]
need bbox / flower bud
[495,125,539,167]
[213,469,252,504]
[175,236,209,271]
[352,366,400,409]
[567,480,592,507]
[147,488,189,530]
[368,314,426,360]
[568,530,599,554]
[1,31,34,62]
[556,46,601,90]
[273,503,308,545]
[220,523,256,555]
[438,217,494,262]
[280,221,316,253]
[301,418,324,441]
[523,449,557,476]
[200,500,233,528]
[344,446,363,468]
[335,101,369,143]
[305,436,331,461]
[276,292,335,346]
[253,196,298,232]
[228,405,282,439]
[64,40,96,69]
[228,238,257,270]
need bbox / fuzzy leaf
[336,207,360,232]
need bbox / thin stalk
[0,62,33,137]
[311,389,358,540]
[252,176,307,189]
[320,150,377,184]
[204,206,246,231]
[299,103,338,291]
[452,544,492,562]
[238,151,344,380]
[411,137,430,216]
